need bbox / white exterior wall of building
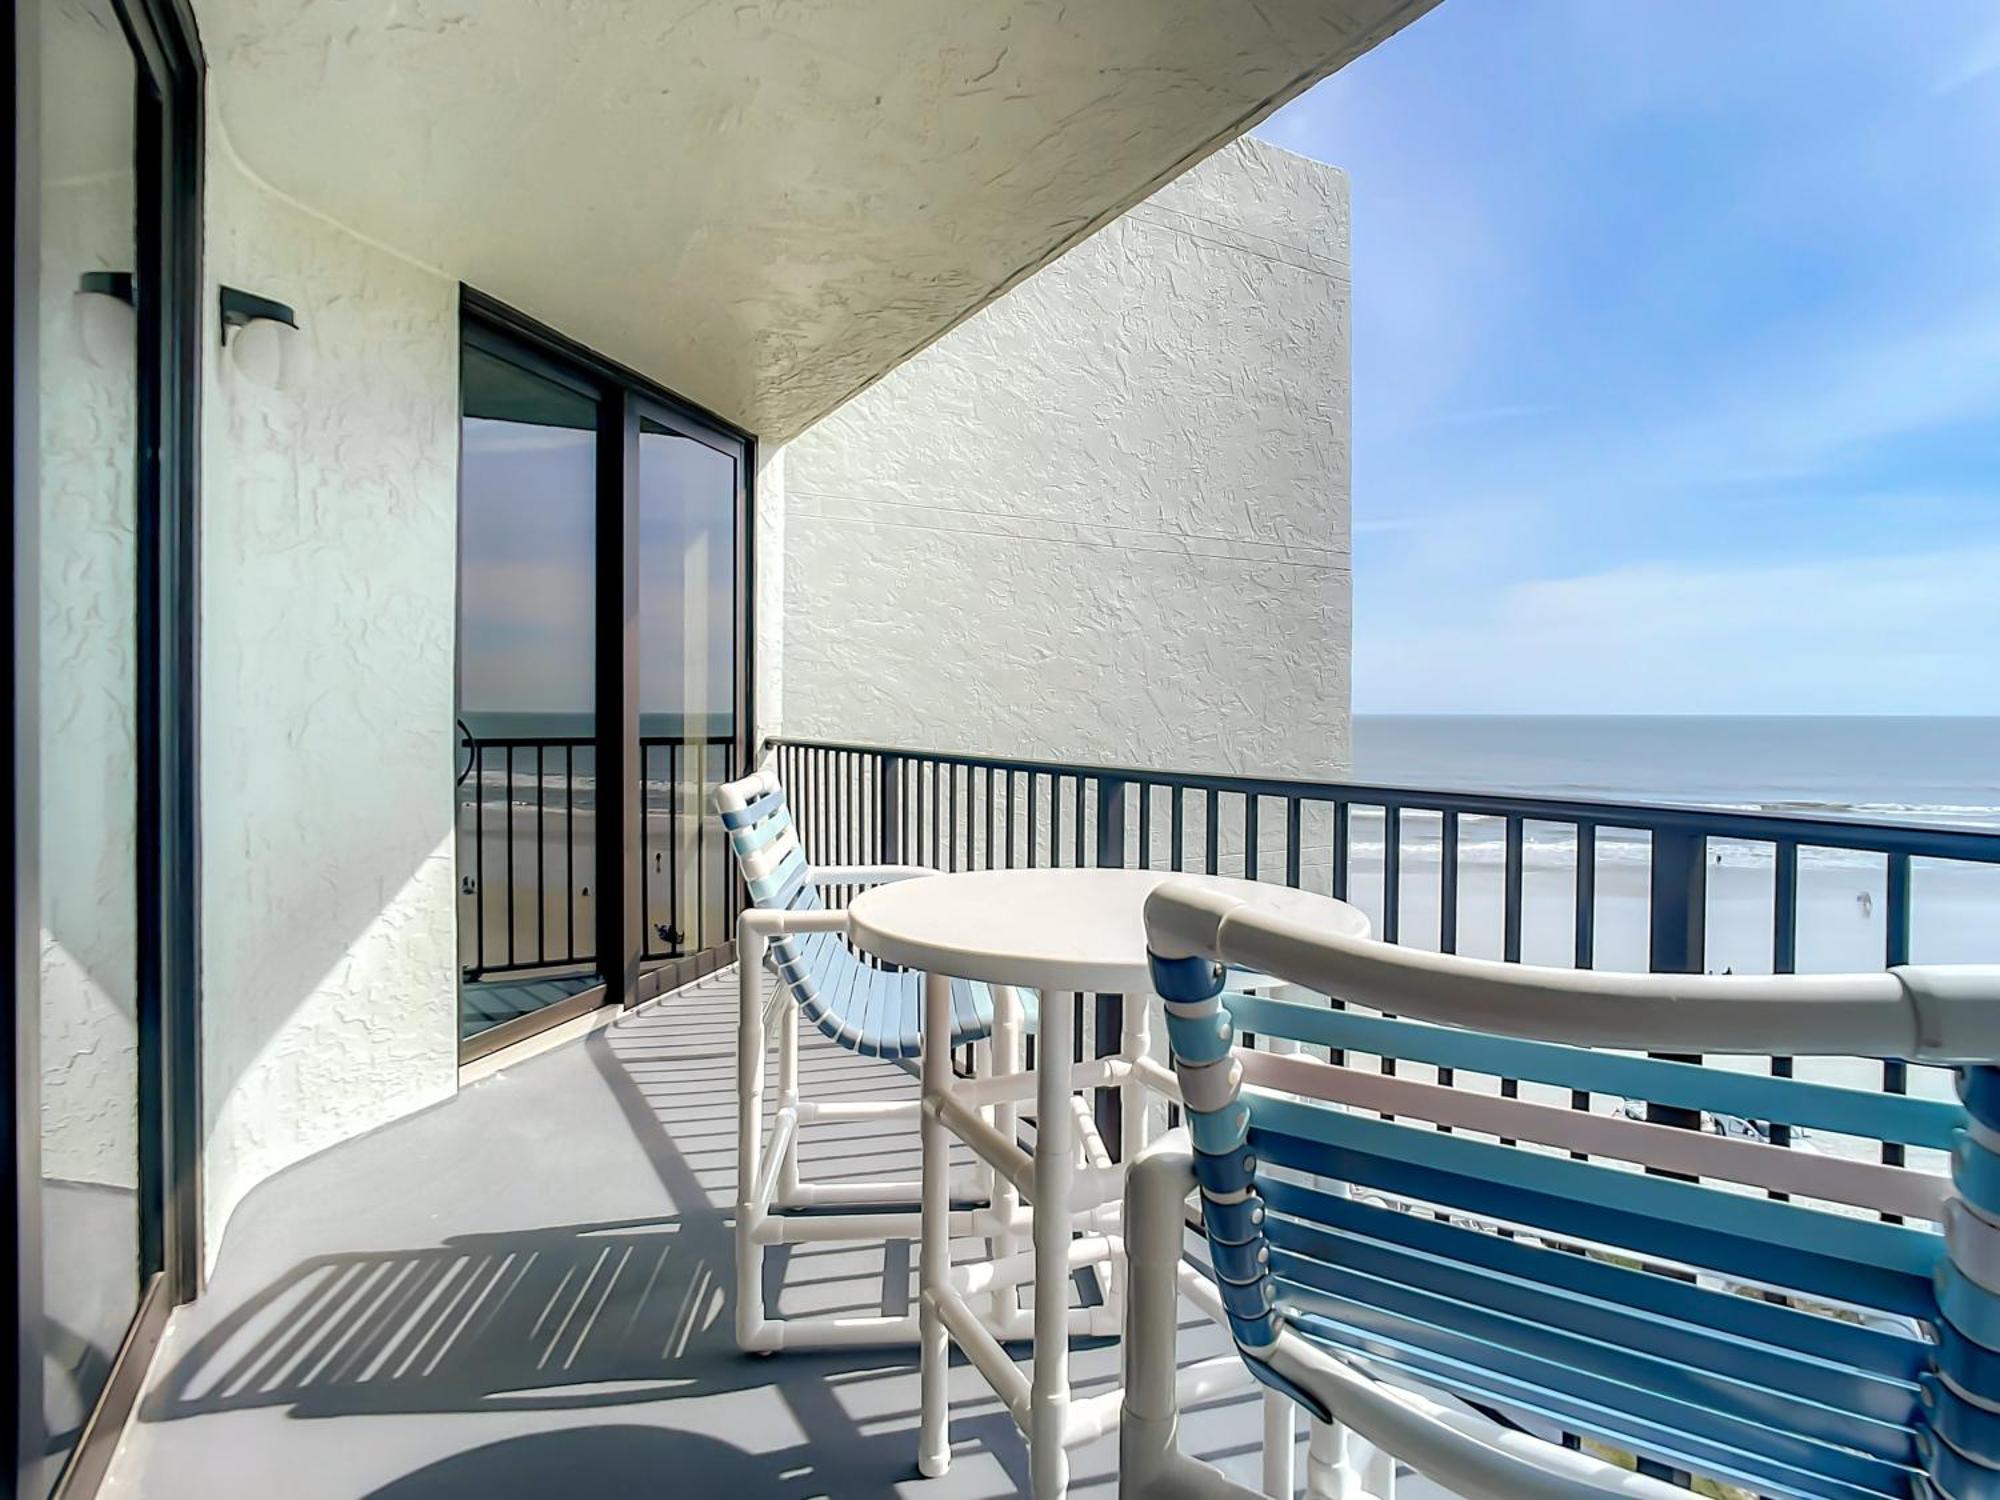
[179,120,1349,1267]
[774,137,1352,780]
[196,114,462,1263]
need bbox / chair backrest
[718,767,909,1055]
[1147,883,2000,1500]
[715,767,819,913]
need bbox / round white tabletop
[847,867,1370,994]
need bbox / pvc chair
[718,768,1038,1352]
[1126,878,2000,1500]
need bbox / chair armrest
[816,863,939,887]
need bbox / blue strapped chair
[1123,879,2000,1500]
[718,768,1038,1352]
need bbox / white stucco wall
[777,137,1352,779]
[198,114,461,1265]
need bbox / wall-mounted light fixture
[220,285,311,391]
[74,270,137,369]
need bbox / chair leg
[1264,1391,1297,1498]
[777,1000,802,1205]
[736,918,770,1353]
[1307,1418,1356,1500]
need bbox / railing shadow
[140,1214,756,1420]
[142,975,1054,1495]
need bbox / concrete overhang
[198,0,1435,440]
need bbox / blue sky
[1255,1,2000,715]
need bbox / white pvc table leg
[918,969,954,1478]
[1031,987,1076,1499]
[992,987,1025,1328]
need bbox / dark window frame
[455,290,754,1061]
[9,0,206,1494]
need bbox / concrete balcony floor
[106,971,1288,1498]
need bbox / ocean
[1350,715,2000,832]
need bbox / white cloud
[1358,544,2000,714]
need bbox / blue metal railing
[772,736,2000,1181]
[455,729,735,981]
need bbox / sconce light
[220,285,311,391]
[74,270,137,369]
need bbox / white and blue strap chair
[718,768,1036,1351]
[1124,879,2000,1500]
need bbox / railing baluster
[566,744,577,960]
[1139,784,1154,871]
[536,746,547,962]
[1005,769,1016,868]
[1204,790,1220,876]
[1170,787,1185,873]
[668,741,680,954]
[1574,821,1595,969]
[1882,852,1913,1203]
[1245,794,1260,883]
[636,748,652,956]
[505,746,516,970]
[474,744,486,976]
[696,742,707,952]
[1028,773,1039,868]
[1567,818,1593,1154]
[1332,801,1350,901]
[1439,810,1459,955]
[1285,797,1301,888]
[1645,829,1707,1182]
[1503,814,1524,963]
[1382,805,1401,943]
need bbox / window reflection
[38,0,141,1485]
[639,421,737,958]
[456,344,599,1032]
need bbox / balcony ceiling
[200,0,1433,441]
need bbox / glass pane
[638,419,737,959]
[457,344,599,1035]
[38,0,141,1485]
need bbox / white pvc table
[847,868,1369,1498]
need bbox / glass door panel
[456,341,599,1037]
[637,416,739,963]
[36,0,141,1484]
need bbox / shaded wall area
[197,100,461,1267]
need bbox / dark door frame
[456,290,754,1062]
[8,0,205,1495]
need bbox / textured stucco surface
[198,113,461,1268]
[193,0,1433,442]
[780,138,1352,779]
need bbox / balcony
[107,736,2000,1497]
[23,3,2000,1496]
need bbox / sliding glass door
[638,408,741,969]
[35,4,144,1482]
[455,300,750,1054]
[456,332,600,1037]
[13,0,202,1494]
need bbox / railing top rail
[460,734,597,749]
[770,736,2000,864]
[458,732,735,748]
